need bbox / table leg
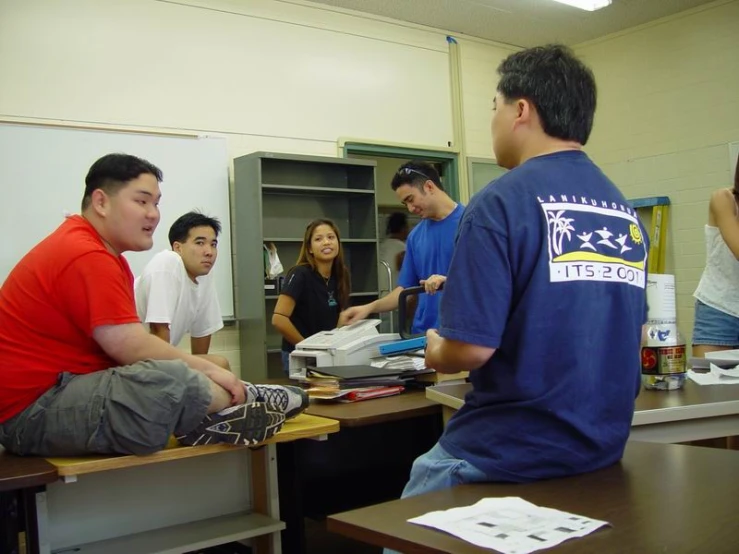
[277,441,306,554]
[250,444,281,554]
[442,406,454,427]
[32,488,50,554]
[0,490,20,554]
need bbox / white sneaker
[177,402,285,446]
[243,382,309,420]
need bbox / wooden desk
[426,380,739,443]
[0,450,57,492]
[306,389,441,427]
[279,390,443,554]
[0,449,58,554]
[33,414,338,554]
[328,441,739,553]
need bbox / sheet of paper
[370,356,426,371]
[687,366,739,386]
[712,363,739,378]
[408,497,609,554]
[645,274,676,324]
[706,349,739,361]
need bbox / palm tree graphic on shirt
[547,210,575,255]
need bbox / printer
[288,319,400,379]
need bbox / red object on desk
[337,386,405,403]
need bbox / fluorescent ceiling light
[551,0,612,11]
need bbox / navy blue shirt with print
[439,150,647,482]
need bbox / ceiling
[307,0,718,47]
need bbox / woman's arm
[711,189,739,260]
[271,294,304,346]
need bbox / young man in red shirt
[0,153,306,456]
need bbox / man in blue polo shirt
[340,161,463,334]
[395,44,648,511]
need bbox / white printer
[288,319,400,379]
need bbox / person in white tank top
[693,157,739,357]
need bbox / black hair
[168,211,222,247]
[386,212,408,235]
[496,44,597,145]
[390,161,444,192]
[81,153,162,210]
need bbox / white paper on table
[687,364,739,386]
[408,497,609,554]
[706,349,739,361]
[712,363,739,378]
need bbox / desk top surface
[329,441,739,553]
[47,413,339,477]
[427,380,739,425]
[306,389,441,427]
[0,448,58,492]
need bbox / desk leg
[277,441,306,554]
[31,489,50,554]
[0,490,20,554]
[21,487,44,554]
[250,444,281,554]
[442,406,454,427]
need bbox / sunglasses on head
[397,167,432,181]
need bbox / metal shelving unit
[233,152,379,379]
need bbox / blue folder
[378,336,427,356]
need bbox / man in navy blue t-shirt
[340,161,463,334]
[400,45,648,502]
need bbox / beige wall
[576,0,739,346]
[458,39,514,160]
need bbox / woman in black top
[272,219,351,374]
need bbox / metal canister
[641,342,687,390]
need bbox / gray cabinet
[233,152,378,380]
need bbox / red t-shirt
[0,216,140,422]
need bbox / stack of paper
[295,365,408,402]
[370,355,427,371]
[409,497,609,554]
[688,350,739,385]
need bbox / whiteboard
[0,0,453,148]
[0,123,234,317]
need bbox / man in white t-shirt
[135,211,228,369]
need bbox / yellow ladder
[630,196,670,274]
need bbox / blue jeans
[383,442,488,554]
[693,300,739,347]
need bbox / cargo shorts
[0,359,211,457]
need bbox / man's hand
[425,328,443,370]
[206,366,246,405]
[421,275,446,295]
[339,304,372,327]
